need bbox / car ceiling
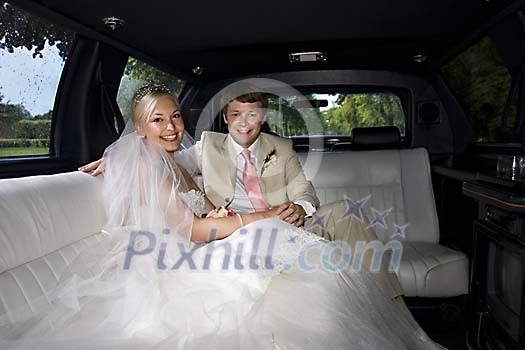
[12,0,524,82]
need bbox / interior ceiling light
[102,16,125,31]
[412,54,427,63]
[192,66,204,75]
[289,51,327,63]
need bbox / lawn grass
[0,147,49,157]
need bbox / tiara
[133,84,171,105]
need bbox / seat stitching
[25,264,50,302]
[0,287,14,324]
[57,250,70,265]
[7,270,35,312]
[42,256,59,281]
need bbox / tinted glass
[266,92,405,137]
[442,36,513,143]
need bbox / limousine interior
[1,0,525,348]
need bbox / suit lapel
[256,134,269,177]
[256,133,272,200]
[222,137,238,189]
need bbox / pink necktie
[241,149,270,212]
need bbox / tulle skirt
[0,218,443,349]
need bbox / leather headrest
[351,126,401,150]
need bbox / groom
[188,90,318,226]
[183,88,404,299]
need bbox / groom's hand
[276,201,306,227]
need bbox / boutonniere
[262,149,277,171]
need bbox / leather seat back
[0,172,107,274]
[299,148,439,243]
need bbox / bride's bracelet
[236,213,244,227]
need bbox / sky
[0,42,65,116]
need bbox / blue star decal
[308,209,332,231]
[339,194,371,223]
[367,207,392,230]
[288,235,297,243]
[390,223,409,239]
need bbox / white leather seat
[0,147,468,323]
[299,148,468,297]
[0,172,107,322]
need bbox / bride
[0,85,444,349]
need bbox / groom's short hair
[221,89,268,115]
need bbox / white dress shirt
[227,135,316,216]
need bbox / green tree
[34,110,52,120]
[329,93,404,135]
[0,2,73,59]
[266,93,405,137]
[0,89,34,137]
[267,96,310,136]
[442,36,512,142]
[0,102,31,120]
[124,59,185,95]
[15,119,51,139]
[117,60,187,122]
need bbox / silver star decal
[339,194,371,223]
[308,209,332,231]
[367,207,392,230]
[391,223,409,239]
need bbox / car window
[0,2,73,158]
[117,58,186,122]
[266,92,406,137]
[442,36,513,143]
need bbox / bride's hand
[79,158,105,176]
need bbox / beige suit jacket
[194,131,319,209]
[190,133,402,298]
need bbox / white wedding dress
[0,133,443,350]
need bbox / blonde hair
[131,84,180,127]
